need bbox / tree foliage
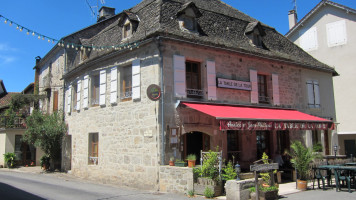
[23,110,67,163]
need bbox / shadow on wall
[0,182,46,200]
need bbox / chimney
[98,6,116,22]
[288,10,298,29]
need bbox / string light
[0,13,143,52]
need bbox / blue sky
[1,0,355,92]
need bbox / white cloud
[0,55,16,64]
[0,43,17,52]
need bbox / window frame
[88,133,99,165]
[185,60,202,98]
[72,83,78,111]
[120,66,132,101]
[257,74,269,104]
[90,74,100,107]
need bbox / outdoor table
[345,163,356,166]
[317,165,341,187]
[333,166,356,192]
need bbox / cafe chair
[313,168,328,190]
[335,169,351,193]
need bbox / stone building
[36,0,337,192]
[286,0,356,157]
[0,80,44,167]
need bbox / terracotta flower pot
[188,160,196,168]
[169,161,175,166]
[297,179,307,190]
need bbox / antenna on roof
[85,0,106,20]
[292,0,298,15]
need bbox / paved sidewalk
[0,166,313,199]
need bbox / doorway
[183,132,210,165]
[345,140,356,158]
[256,131,271,159]
[15,135,36,166]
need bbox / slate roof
[63,0,336,75]
[286,0,356,37]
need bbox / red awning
[180,102,333,130]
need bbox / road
[0,170,204,200]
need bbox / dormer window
[177,2,202,33]
[245,21,267,50]
[123,23,132,39]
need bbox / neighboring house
[286,0,356,158]
[36,0,337,192]
[0,80,44,167]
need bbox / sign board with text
[217,78,251,91]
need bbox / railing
[89,156,98,165]
[121,90,132,100]
[0,115,27,129]
[187,88,204,98]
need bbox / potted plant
[3,152,16,168]
[169,156,175,166]
[289,141,318,190]
[174,159,187,167]
[259,152,279,200]
[193,150,223,197]
[40,155,50,171]
[186,154,196,168]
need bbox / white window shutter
[299,27,318,51]
[326,20,347,47]
[313,81,320,108]
[67,86,71,113]
[99,70,106,106]
[207,60,217,100]
[132,59,141,100]
[173,55,186,98]
[306,80,315,107]
[76,80,81,111]
[250,69,258,104]
[83,75,89,109]
[272,74,280,106]
[110,66,118,104]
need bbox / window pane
[121,66,132,100]
[91,75,100,106]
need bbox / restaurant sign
[220,120,331,131]
[217,78,252,91]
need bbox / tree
[23,110,67,170]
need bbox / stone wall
[159,166,193,194]
[225,179,260,200]
[65,43,162,190]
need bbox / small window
[91,74,100,106]
[88,133,99,165]
[72,83,78,111]
[123,23,131,39]
[80,48,89,62]
[121,66,132,101]
[186,61,202,98]
[258,74,269,103]
[182,16,196,31]
[326,20,347,47]
[307,80,320,108]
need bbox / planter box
[259,190,278,200]
[174,162,186,167]
[194,177,223,197]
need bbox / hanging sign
[147,84,161,101]
[220,120,332,131]
[217,78,251,91]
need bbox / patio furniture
[334,168,351,193]
[313,168,328,190]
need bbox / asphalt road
[0,171,204,200]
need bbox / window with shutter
[83,75,89,109]
[72,83,78,111]
[326,20,347,47]
[67,86,72,114]
[186,61,202,98]
[258,74,269,104]
[299,27,318,51]
[132,59,141,101]
[120,66,132,101]
[306,80,320,108]
[99,70,106,106]
[110,67,118,104]
[76,80,81,110]
[91,74,100,106]
[173,55,186,98]
[207,60,217,100]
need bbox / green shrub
[249,187,256,193]
[3,152,16,168]
[260,185,278,192]
[187,154,196,161]
[187,189,195,197]
[200,150,219,181]
[204,186,214,198]
[222,161,237,180]
[40,155,50,169]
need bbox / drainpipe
[156,36,165,165]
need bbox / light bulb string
[0,13,141,51]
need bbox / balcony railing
[187,88,204,98]
[0,115,27,129]
[258,96,270,104]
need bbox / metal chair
[313,168,328,190]
[334,169,351,193]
